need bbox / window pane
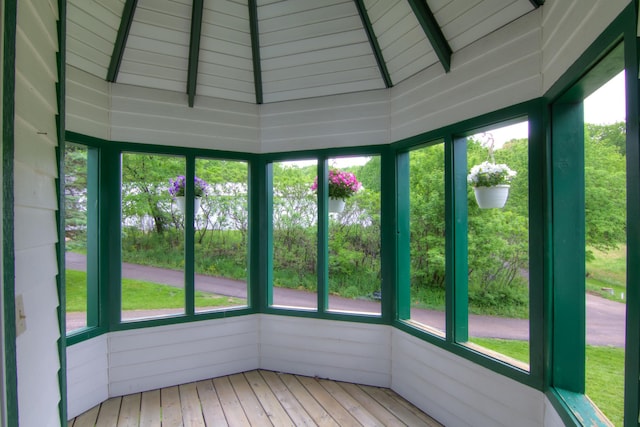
[65,143,89,333]
[466,122,530,369]
[121,153,186,321]
[408,143,446,335]
[584,71,626,426]
[271,161,317,310]
[194,158,248,312]
[327,157,381,315]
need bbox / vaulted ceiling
[67,0,543,106]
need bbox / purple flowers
[311,168,361,199]
[168,175,208,197]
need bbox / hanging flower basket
[311,168,361,213]
[467,161,516,209]
[328,197,346,213]
[175,196,202,215]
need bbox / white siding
[259,315,392,387]
[110,83,260,152]
[259,0,385,103]
[13,1,61,426]
[391,329,545,427]
[66,65,110,139]
[541,0,629,93]
[66,335,109,419]
[260,89,389,152]
[390,8,542,142]
[107,316,259,396]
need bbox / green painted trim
[186,0,203,108]
[551,101,585,393]
[622,4,640,426]
[248,0,262,104]
[55,0,67,423]
[353,0,392,88]
[2,0,18,424]
[106,0,138,82]
[450,136,468,342]
[184,156,195,316]
[102,148,122,329]
[317,159,328,312]
[526,101,548,391]
[406,0,452,72]
[86,148,100,327]
[384,148,402,322]
[263,306,385,324]
[551,388,612,426]
[113,306,254,331]
[257,160,272,309]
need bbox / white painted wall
[66,65,109,140]
[259,315,392,387]
[541,0,630,94]
[66,335,108,419]
[13,1,61,426]
[110,83,260,152]
[108,315,259,397]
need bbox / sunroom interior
[3,0,640,426]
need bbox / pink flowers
[311,168,361,199]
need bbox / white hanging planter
[328,198,346,213]
[175,196,201,215]
[473,185,510,209]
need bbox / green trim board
[186,0,204,108]
[248,0,262,105]
[2,0,18,424]
[406,0,452,72]
[106,0,138,82]
[353,0,392,88]
[55,0,67,423]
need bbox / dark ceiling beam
[187,0,204,107]
[248,0,263,104]
[353,0,393,88]
[528,0,544,7]
[406,0,451,72]
[106,0,138,82]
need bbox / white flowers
[467,161,517,187]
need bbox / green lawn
[66,269,245,312]
[473,338,624,426]
[586,245,627,302]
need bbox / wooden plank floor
[68,370,442,426]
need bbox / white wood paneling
[196,0,255,103]
[391,329,545,427]
[390,8,542,142]
[259,315,392,387]
[259,0,385,103]
[14,0,62,425]
[66,335,109,419]
[67,0,124,79]
[541,0,628,92]
[110,83,260,152]
[108,316,259,396]
[118,0,191,92]
[66,65,110,139]
[260,89,389,152]
[543,397,566,427]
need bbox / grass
[66,269,245,312]
[586,245,627,302]
[473,338,624,426]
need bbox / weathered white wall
[66,335,108,419]
[107,315,259,397]
[13,1,61,426]
[541,0,630,94]
[259,315,391,387]
[66,65,109,140]
[110,83,260,152]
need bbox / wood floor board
[68,370,442,426]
